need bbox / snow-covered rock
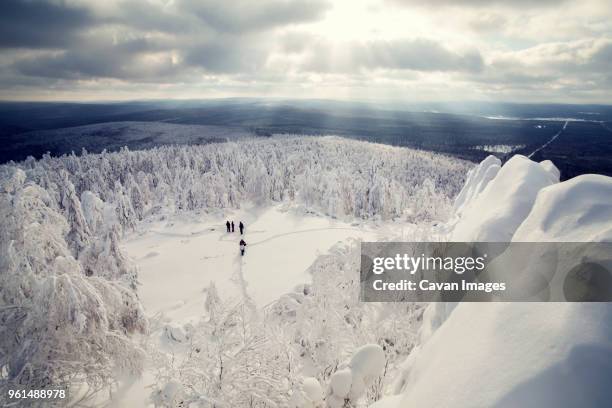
[329,368,352,398]
[303,377,324,405]
[451,155,557,242]
[512,174,612,242]
[290,377,324,408]
[416,301,459,344]
[483,174,612,301]
[326,344,386,406]
[375,155,612,408]
[452,155,501,215]
[349,344,386,383]
[538,160,560,183]
[380,303,612,408]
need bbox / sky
[0,0,611,103]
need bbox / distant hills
[1,99,611,180]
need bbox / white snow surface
[375,155,612,408]
[513,174,612,242]
[124,204,380,321]
[118,204,386,406]
[379,303,612,408]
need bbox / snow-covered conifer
[0,168,147,401]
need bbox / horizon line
[1,97,612,108]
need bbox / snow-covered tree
[17,137,469,230]
[325,344,386,407]
[59,171,91,256]
[152,283,290,407]
[0,167,147,403]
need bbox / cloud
[491,39,612,74]
[389,0,567,8]
[1,0,331,81]
[300,38,484,74]
[183,38,269,73]
[585,41,612,72]
[279,31,314,54]
[12,35,181,81]
[0,0,95,48]
[0,0,610,102]
[0,0,334,79]
[96,0,331,35]
[468,13,507,32]
[106,1,195,34]
[463,38,612,97]
[178,0,331,33]
[0,0,331,47]
[361,39,484,72]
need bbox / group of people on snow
[225,220,245,235]
[226,220,247,255]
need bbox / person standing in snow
[239,239,247,256]
[231,221,235,232]
[239,221,244,235]
[226,220,230,233]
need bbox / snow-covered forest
[3,134,611,407]
[14,136,470,225]
[0,137,470,406]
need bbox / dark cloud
[0,0,95,48]
[1,0,331,82]
[106,0,331,35]
[13,37,179,81]
[110,1,195,34]
[0,0,331,82]
[590,41,612,72]
[0,0,331,48]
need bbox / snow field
[125,204,381,320]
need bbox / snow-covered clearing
[118,204,393,406]
[125,204,382,319]
[472,144,525,154]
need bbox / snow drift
[451,155,557,242]
[375,155,612,408]
[512,174,612,242]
